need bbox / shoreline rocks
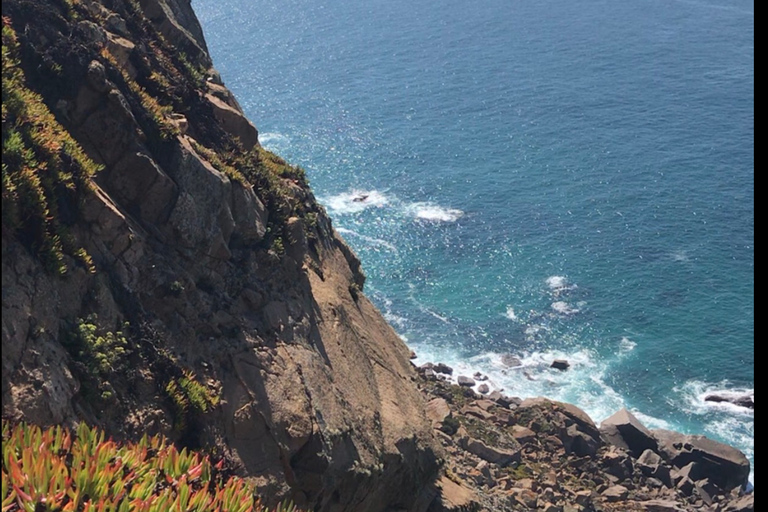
[416,362,753,512]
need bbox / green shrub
[165,370,219,432]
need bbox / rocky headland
[0,0,753,510]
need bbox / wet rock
[704,393,753,410]
[501,354,523,367]
[551,359,570,370]
[434,363,454,375]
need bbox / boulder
[602,485,629,502]
[600,408,658,457]
[637,449,672,487]
[639,500,687,511]
[564,423,600,457]
[601,445,634,480]
[425,398,452,427]
[457,376,475,387]
[477,383,489,394]
[433,363,453,375]
[551,359,570,370]
[460,437,520,466]
[652,429,750,492]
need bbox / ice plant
[1,421,300,512]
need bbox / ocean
[193,0,754,483]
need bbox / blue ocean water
[194,0,754,482]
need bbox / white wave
[504,307,518,320]
[547,275,568,289]
[675,380,754,417]
[383,311,408,329]
[258,132,290,149]
[631,410,672,430]
[335,227,399,253]
[670,250,690,262]
[321,189,389,214]
[619,336,637,353]
[524,323,551,336]
[551,301,580,315]
[405,202,464,222]
[546,275,578,295]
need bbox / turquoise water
[194,0,754,481]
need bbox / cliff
[1,0,438,510]
[0,1,753,511]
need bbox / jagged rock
[433,363,453,375]
[637,449,673,487]
[461,405,495,422]
[602,484,629,502]
[460,437,520,466]
[511,425,537,444]
[574,490,593,506]
[488,390,518,409]
[508,488,538,508]
[564,423,600,457]
[724,493,754,512]
[600,408,658,457]
[652,429,750,492]
[204,93,259,150]
[675,476,695,496]
[601,446,634,480]
[457,376,475,387]
[695,478,721,506]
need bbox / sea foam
[405,202,464,222]
[322,190,389,214]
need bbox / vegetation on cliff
[1,420,303,512]
[2,17,99,276]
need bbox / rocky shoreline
[415,361,754,512]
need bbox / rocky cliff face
[1,1,439,510]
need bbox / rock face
[1,1,439,511]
